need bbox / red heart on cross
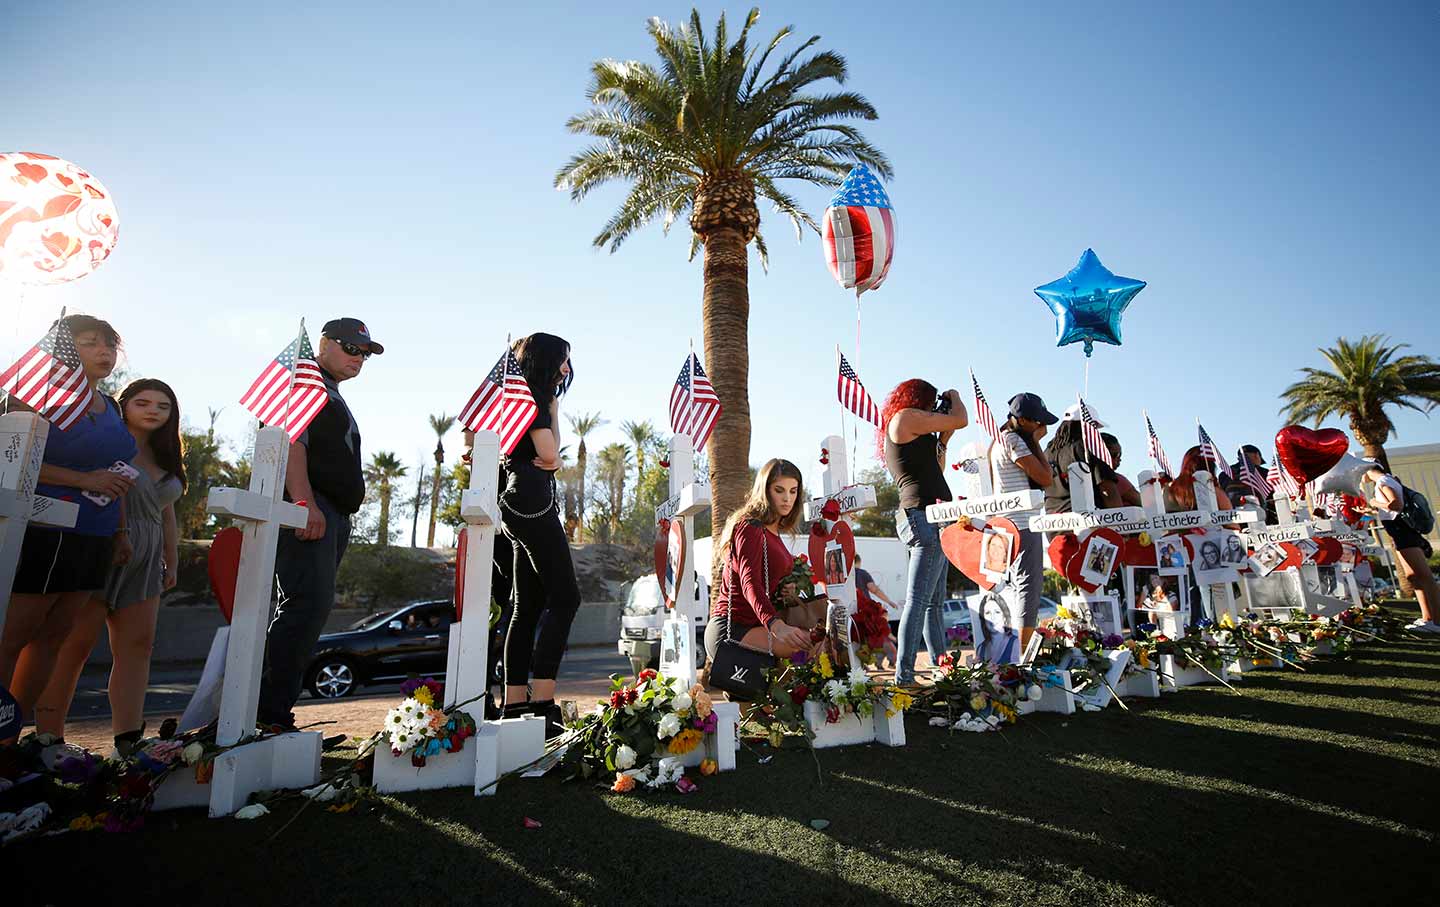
[454,527,468,621]
[1276,541,1304,571]
[1048,533,1080,574]
[1313,536,1343,565]
[941,517,1020,591]
[654,518,687,608]
[1119,534,1156,567]
[808,519,856,586]
[1066,528,1125,593]
[1275,425,1350,485]
[207,527,243,625]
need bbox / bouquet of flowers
[929,662,1021,732]
[776,554,819,607]
[749,650,914,746]
[563,670,716,792]
[383,678,477,767]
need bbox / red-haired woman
[36,379,186,753]
[878,379,969,684]
[1164,446,1234,513]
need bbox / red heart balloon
[808,520,856,587]
[1067,528,1124,593]
[1275,425,1350,485]
[207,527,242,625]
[942,517,1020,591]
[654,518,687,608]
[453,527,468,621]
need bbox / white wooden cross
[372,429,544,795]
[153,426,319,816]
[1242,493,1357,617]
[1,413,80,630]
[654,434,709,687]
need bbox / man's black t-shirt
[296,368,364,515]
[1044,440,1117,514]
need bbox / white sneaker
[1411,622,1440,634]
[1404,618,1427,629]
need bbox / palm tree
[557,8,890,593]
[364,451,408,546]
[621,419,658,476]
[1281,335,1440,597]
[596,442,633,536]
[426,413,456,547]
[567,412,606,540]
[1280,335,1440,470]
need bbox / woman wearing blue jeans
[879,379,969,684]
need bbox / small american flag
[239,327,329,442]
[1143,411,1172,476]
[1237,451,1273,499]
[1268,451,1300,499]
[1196,423,1231,479]
[970,369,998,441]
[0,316,94,430]
[669,352,721,452]
[1078,397,1113,468]
[837,353,880,426]
[459,347,538,456]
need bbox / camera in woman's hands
[933,395,952,415]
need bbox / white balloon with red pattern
[0,151,119,286]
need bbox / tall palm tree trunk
[426,441,444,547]
[378,483,392,547]
[576,441,589,542]
[701,226,752,603]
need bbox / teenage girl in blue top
[0,314,137,742]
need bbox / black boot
[527,699,564,739]
[113,724,145,759]
[502,701,531,720]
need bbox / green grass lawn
[19,608,1440,906]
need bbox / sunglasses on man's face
[337,340,373,359]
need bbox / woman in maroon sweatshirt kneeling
[704,459,814,663]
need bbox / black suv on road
[305,599,457,699]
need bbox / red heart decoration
[453,527,468,621]
[1276,541,1304,571]
[1313,536,1343,565]
[808,520,856,586]
[942,517,1020,591]
[13,162,47,183]
[1275,425,1350,485]
[1047,533,1080,574]
[1067,528,1124,593]
[654,518,687,608]
[207,527,242,625]
[1120,534,1156,567]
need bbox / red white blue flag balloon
[822,164,895,296]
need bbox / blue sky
[9,1,1439,509]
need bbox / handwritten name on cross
[205,426,307,746]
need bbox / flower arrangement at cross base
[382,678,478,766]
[929,658,1021,732]
[748,649,914,746]
[563,670,714,793]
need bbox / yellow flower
[768,726,784,748]
[818,653,834,679]
[327,801,356,813]
[412,687,434,707]
[1137,650,1150,669]
[969,693,987,711]
[699,758,718,776]
[995,702,1017,723]
[889,691,914,712]
[1056,606,1074,621]
[1219,613,1235,629]
[69,815,96,832]
[668,728,703,755]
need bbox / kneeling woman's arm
[732,523,811,655]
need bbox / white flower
[823,679,846,703]
[301,782,339,802]
[670,691,692,713]
[182,742,205,765]
[234,804,270,820]
[1025,684,1044,701]
[622,765,651,784]
[647,756,684,788]
[927,716,949,727]
[657,713,682,739]
[614,745,637,770]
[845,669,868,687]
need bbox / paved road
[70,644,637,723]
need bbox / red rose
[789,684,810,705]
[624,688,638,704]
[610,690,625,709]
[449,734,463,751]
[638,669,657,683]
[821,500,842,521]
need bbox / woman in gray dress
[39,379,186,752]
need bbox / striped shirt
[989,429,1033,494]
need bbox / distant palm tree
[596,442,633,536]
[557,9,890,593]
[1280,335,1440,470]
[621,419,658,476]
[426,413,456,547]
[567,411,605,540]
[364,451,407,546]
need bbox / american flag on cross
[1078,397,1114,468]
[1143,410,1172,477]
[459,347,539,456]
[239,326,330,442]
[0,315,95,430]
[970,369,998,441]
[669,352,721,452]
[836,353,880,426]
[1237,450,1274,499]
[1196,423,1231,479]
[1268,450,1300,499]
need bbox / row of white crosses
[806,434,904,748]
[653,434,740,770]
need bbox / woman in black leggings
[500,333,580,734]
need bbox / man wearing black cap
[257,317,383,730]
[987,393,1058,648]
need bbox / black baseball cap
[1239,444,1265,465]
[322,317,384,355]
[1008,392,1058,425]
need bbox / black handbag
[707,532,776,699]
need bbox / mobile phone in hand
[82,460,141,507]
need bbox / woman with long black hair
[37,379,186,752]
[499,333,580,734]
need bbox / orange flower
[690,683,713,719]
[699,759,718,776]
[612,774,636,793]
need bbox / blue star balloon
[1033,249,1146,357]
